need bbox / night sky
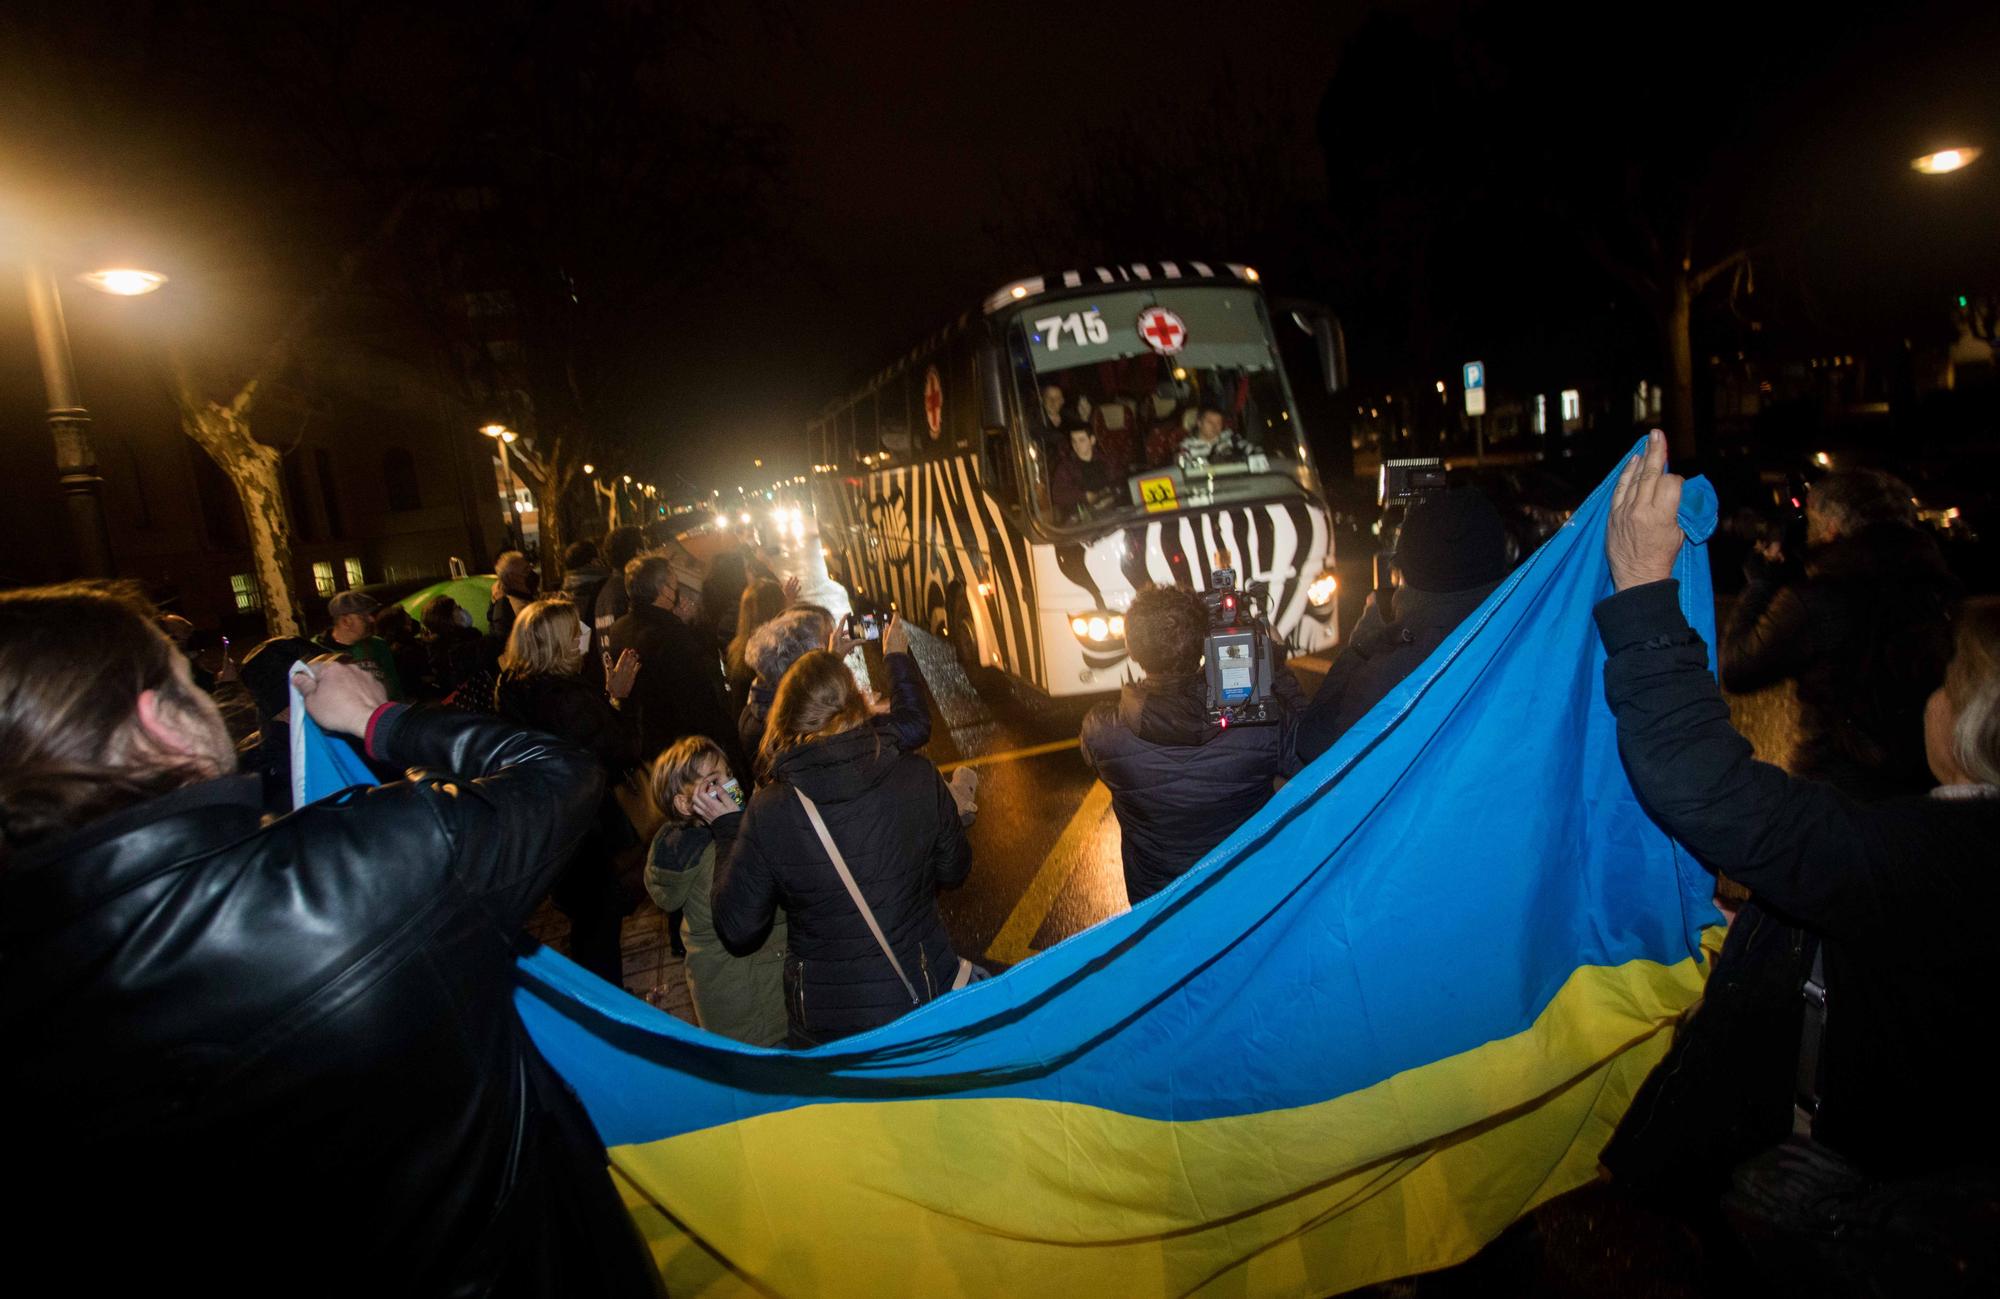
[2,0,1996,501]
[662,0,1361,482]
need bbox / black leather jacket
[0,706,657,1296]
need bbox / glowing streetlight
[582,463,595,475]
[23,259,164,575]
[1912,147,1981,175]
[479,424,525,550]
[76,267,169,296]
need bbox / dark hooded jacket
[1721,522,1960,800]
[562,562,614,691]
[1080,668,1301,905]
[710,722,971,1046]
[608,603,748,782]
[493,669,641,860]
[1293,579,1501,767]
[562,562,612,620]
[0,707,654,1296]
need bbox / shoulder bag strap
[795,788,920,1006]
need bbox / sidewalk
[526,900,699,1023]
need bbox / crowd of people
[2,436,1995,1292]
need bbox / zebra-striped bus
[809,260,1344,698]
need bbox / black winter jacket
[494,669,638,779]
[495,669,641,858]
[710,723,972,1045]
[608,603,748,779]
[1080,668,1300,905]
[0,707,655,1295]
[1720,523,1959,799]
[563,563,612,620]
[1293,580,1500,765]
[738,650,934,772]
[563,563,613,690]
[1597,581,2000,1179]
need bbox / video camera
[1375,457,1448,595]
[1201,568,1282,728]
[1378,457,1447,507]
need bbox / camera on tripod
[1201,568,1281,728]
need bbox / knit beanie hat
[1394,487,1510,593]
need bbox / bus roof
[981,260,1260,315]
[809,260,1261,424]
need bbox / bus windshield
[1012,285,1311,530]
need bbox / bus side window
[879,372,912,459]
[853,393,878,464]
[979,341,1021,506]
[832,407,854,469]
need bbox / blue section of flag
[293,440,1722,1148]
[288,664,378,809]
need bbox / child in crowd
[644,736,789,1047]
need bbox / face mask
[455,607,474,628]
[573,626,592,655]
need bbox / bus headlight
[1070,612,1124,643]
[1307,571,1339,608]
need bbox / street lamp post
[23,261,116,577]
[480,424,525,552]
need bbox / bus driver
[1179,405,1244,465]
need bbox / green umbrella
[397,575,498,635]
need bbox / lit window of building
[344,557,364,588]
[230,574,262,612]
[313,561,336,596]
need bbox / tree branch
[1690,245,1758,296]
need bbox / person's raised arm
[1599,434,1889,937]
[879,614,934,752]
[294,661,601,929]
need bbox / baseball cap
[327,590,382,620]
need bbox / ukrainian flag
[301,440,1722,1297]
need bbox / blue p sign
[1463,361,1485,390]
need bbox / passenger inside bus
[1051,424,1124,521]
[1022,346,1302,528]
[1038,382,1068,434]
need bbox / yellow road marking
[935,737,1080,773]
[983,780,1113,967]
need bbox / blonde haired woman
[644,736,787,1046]
[492,597,640,985]
[692,651,973,1046]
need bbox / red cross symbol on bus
[923,365,944,437]
[1136,307,1187,355]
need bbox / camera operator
[0,582,654,1294]
[1293,485,1510,765]
[1081,584,1302,905]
